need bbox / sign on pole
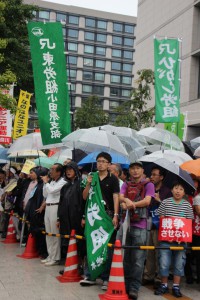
[13,90,31,139]
[154,38,180,123]
[27,22,71,145]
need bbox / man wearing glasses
[80,152,120,290]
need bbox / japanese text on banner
[154,39,180,123]
[13,90,31,139]
[83,172,114,280]
[0,107,12,144]
[158,216,192,242]
[27,22,71,145]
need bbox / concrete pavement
[0,238,199,300]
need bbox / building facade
[24,0,136,125]
[134,0,200,139]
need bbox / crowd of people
[0,152,200,300]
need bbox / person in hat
[119,161,155,300]
[57,161,84,274]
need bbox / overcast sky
[43,0,138,16]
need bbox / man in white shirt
[41,163,66,266]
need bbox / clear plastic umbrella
[95,125,146,159]
[190,137,200,149]
[62,128,128,156]
[8,150,47,158]
[194,146,200,157]
[140,150,192,166]
[137,127,184,151]
[8,132,64,153]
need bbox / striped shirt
[157,197,194,219]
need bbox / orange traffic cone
[99,240,129,300]
[56,229,82,283]
[17,233,39,259]
[2,214,18,244]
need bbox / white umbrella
[50,147,72,162]
[190,137,200,149]
[140,150,192,166]
[137,127,184,151]
[8,150,47,158]
[194,146,200,157]
[62,128,128,156]
[95,125,146,159]
[99,125,147,145]
[8,132,64,153]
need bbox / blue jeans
[158,242,186,277]
[124,227,147,292]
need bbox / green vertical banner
[164,113,186,140]
[154,38,180,123]
[27,22,71,145]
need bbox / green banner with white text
[164,113,186,141]
[27,22,71,145]
[154,39,180,123]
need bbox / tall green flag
[154,38,180,123]
[164,113,186,140]
[83,172,114,280]
[27,22,71,145]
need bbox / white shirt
[43,177,66,204]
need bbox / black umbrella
[140,157,196,195]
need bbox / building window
[111,62,121,71]
[68,29,78,39]
[56,13,66,22]
[62,27,66,36]
[96,46,106,56]
[83,71,93,80]
[122,89,131,97]
[67,69,77,79]
[83,84,92,93]
[123,63,132,72]
[110,101,119,109]
[68,42,78,52]
[95,73,105,81]
[93,85,104,95]
[95,60,105,69]
[69,15,79,25]
[113,36,122,45]
[113,22,123,32]
[85,18,95,28]
[97,20,107,30]
[123,50,133,60]
[125,24,134,34]
[85,31,95,41]
[122,76,132,85]
[96,33,107,43]
[68,55,77,65]
[110,87,120,96]
[39,11,50,19]
[124,38,134,47]
[112,49,122,58]
[83,58,93,67]
[111,75,120,83]
[70,83,76,92]
[84,45,94,54]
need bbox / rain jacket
[57,162,84,235]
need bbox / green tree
[0,0,38,112]
[114,69,155,130]
[74,95,109,129]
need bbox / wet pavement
[0,239,199,300]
